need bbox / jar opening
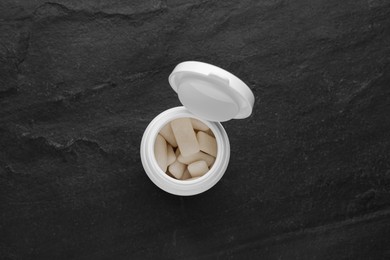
[153,116,218,182]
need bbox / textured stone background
[1,0,390,259]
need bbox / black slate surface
[1,0,390,259]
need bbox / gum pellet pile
[154,118,217,180]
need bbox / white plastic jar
[140,61,254,196]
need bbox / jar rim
[140,106,230,195]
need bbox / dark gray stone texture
[1,0,390,258]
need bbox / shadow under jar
[140,61,255,196]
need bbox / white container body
[140,106,230,196]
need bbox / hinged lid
[168,61,255,122]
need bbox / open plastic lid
[168,61,255,122]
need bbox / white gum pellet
[191,118,209,131]
[168,160,186,179]
[159,123,178,147]
[154,134,168,172]
[167,144,176,166]
[188,160,209,177]
[181,168,192,180]
[177,151,215,166]
[197,131,217,157]
[170,118,200,157]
